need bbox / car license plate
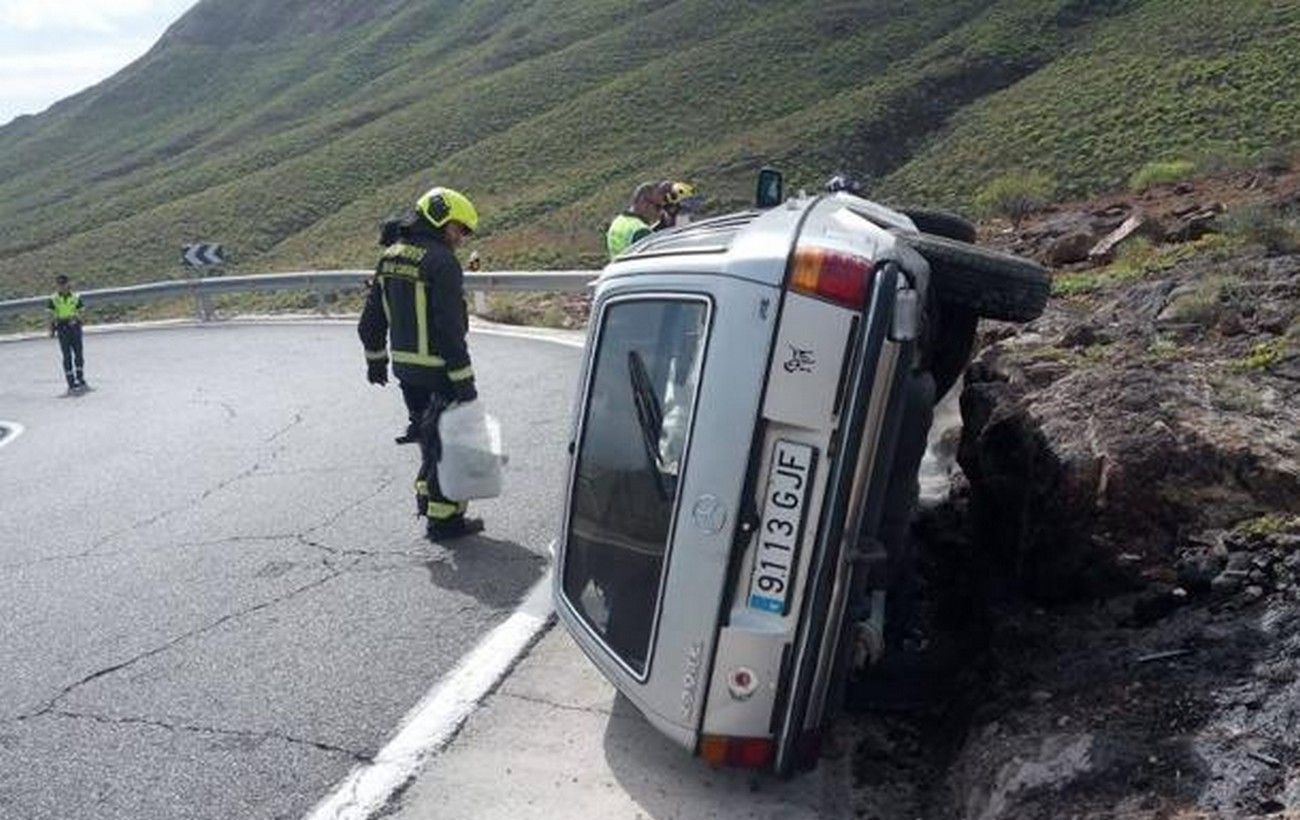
[748,440,816,615]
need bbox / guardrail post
[473,290,488,316]
[194,286,214,322]
[316,287,328,316]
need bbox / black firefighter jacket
[357,223,475,397]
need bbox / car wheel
[898,208,977,244]
[902,232,1050,323]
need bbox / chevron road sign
[182,243,226,267]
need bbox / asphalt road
[0,322,581,820]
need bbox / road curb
[303,571,556,820]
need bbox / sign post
[181,243,227,320]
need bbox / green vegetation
[1221,204,1300,256]
[1128,159,1197,192]
[1052,234,1226,297]
[1238,338,1289,371]
[1,0,1299,298]
[1162,274,1245,326]
[974,171,1056,226]
[1147,335,1182,362]
[1233,513,1300,540]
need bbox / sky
[0,0,197,126]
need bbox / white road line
[304,570,556,820]
[470,322,586,349]
[0,421,25,450]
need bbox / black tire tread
[899,208,978,244]
[903,232,1049,323]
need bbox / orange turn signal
[790,247,874,310]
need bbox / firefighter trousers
[414,379,468,522]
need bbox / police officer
[48,275,87,392]
[358,186,484,541]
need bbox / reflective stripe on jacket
[606,213,653,260]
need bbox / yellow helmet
[416,187,479,233]
[665,181,696,205]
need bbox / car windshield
[562,297,707,676]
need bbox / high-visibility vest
[49,292,81,322]
[606,213,652,260]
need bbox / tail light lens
[698,735,776,769]
[790,247,874,310]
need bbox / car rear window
[562,297,709,676]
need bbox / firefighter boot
[426,515,484,542]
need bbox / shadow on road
[422,534,545,610]
[600,692,838,819]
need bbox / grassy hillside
[1,0,1297,298]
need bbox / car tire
[902,232,1050,323]
[899,208,978,244]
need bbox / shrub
[1258,145,1296,175]
[1163,275,1242,326]
[1220,204,1300,256]
[974,171,1056,227]
[1239,338,1287,371]
[1128,160,1197,193]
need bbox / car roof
[601,194,921,289]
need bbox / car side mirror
[756,167,783,209]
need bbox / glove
[452,377,478,404]
[367,360,388,385]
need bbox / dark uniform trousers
[56,322,85,387]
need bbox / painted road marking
[0,421,25,450]
[304,570,555,820]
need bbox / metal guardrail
[0,269,598,321]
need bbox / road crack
[46,709,372,762]
[497,691,631,719]
[2,410,313,570]
[264,412,304,444]
[17,561,350,721]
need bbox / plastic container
[438,401,505,500]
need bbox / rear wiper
[627,351,670,501]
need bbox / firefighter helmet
[416,187,479,233]
[664,181,696,205]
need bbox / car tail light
[698,734,776,769]
[789,247,874,310]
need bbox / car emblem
[692,495,727,533]
[783,345,815,373]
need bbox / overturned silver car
[554,174,1047,774]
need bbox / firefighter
[358,186,484,541]
[656,180,698,229]
[48,275,87,392]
